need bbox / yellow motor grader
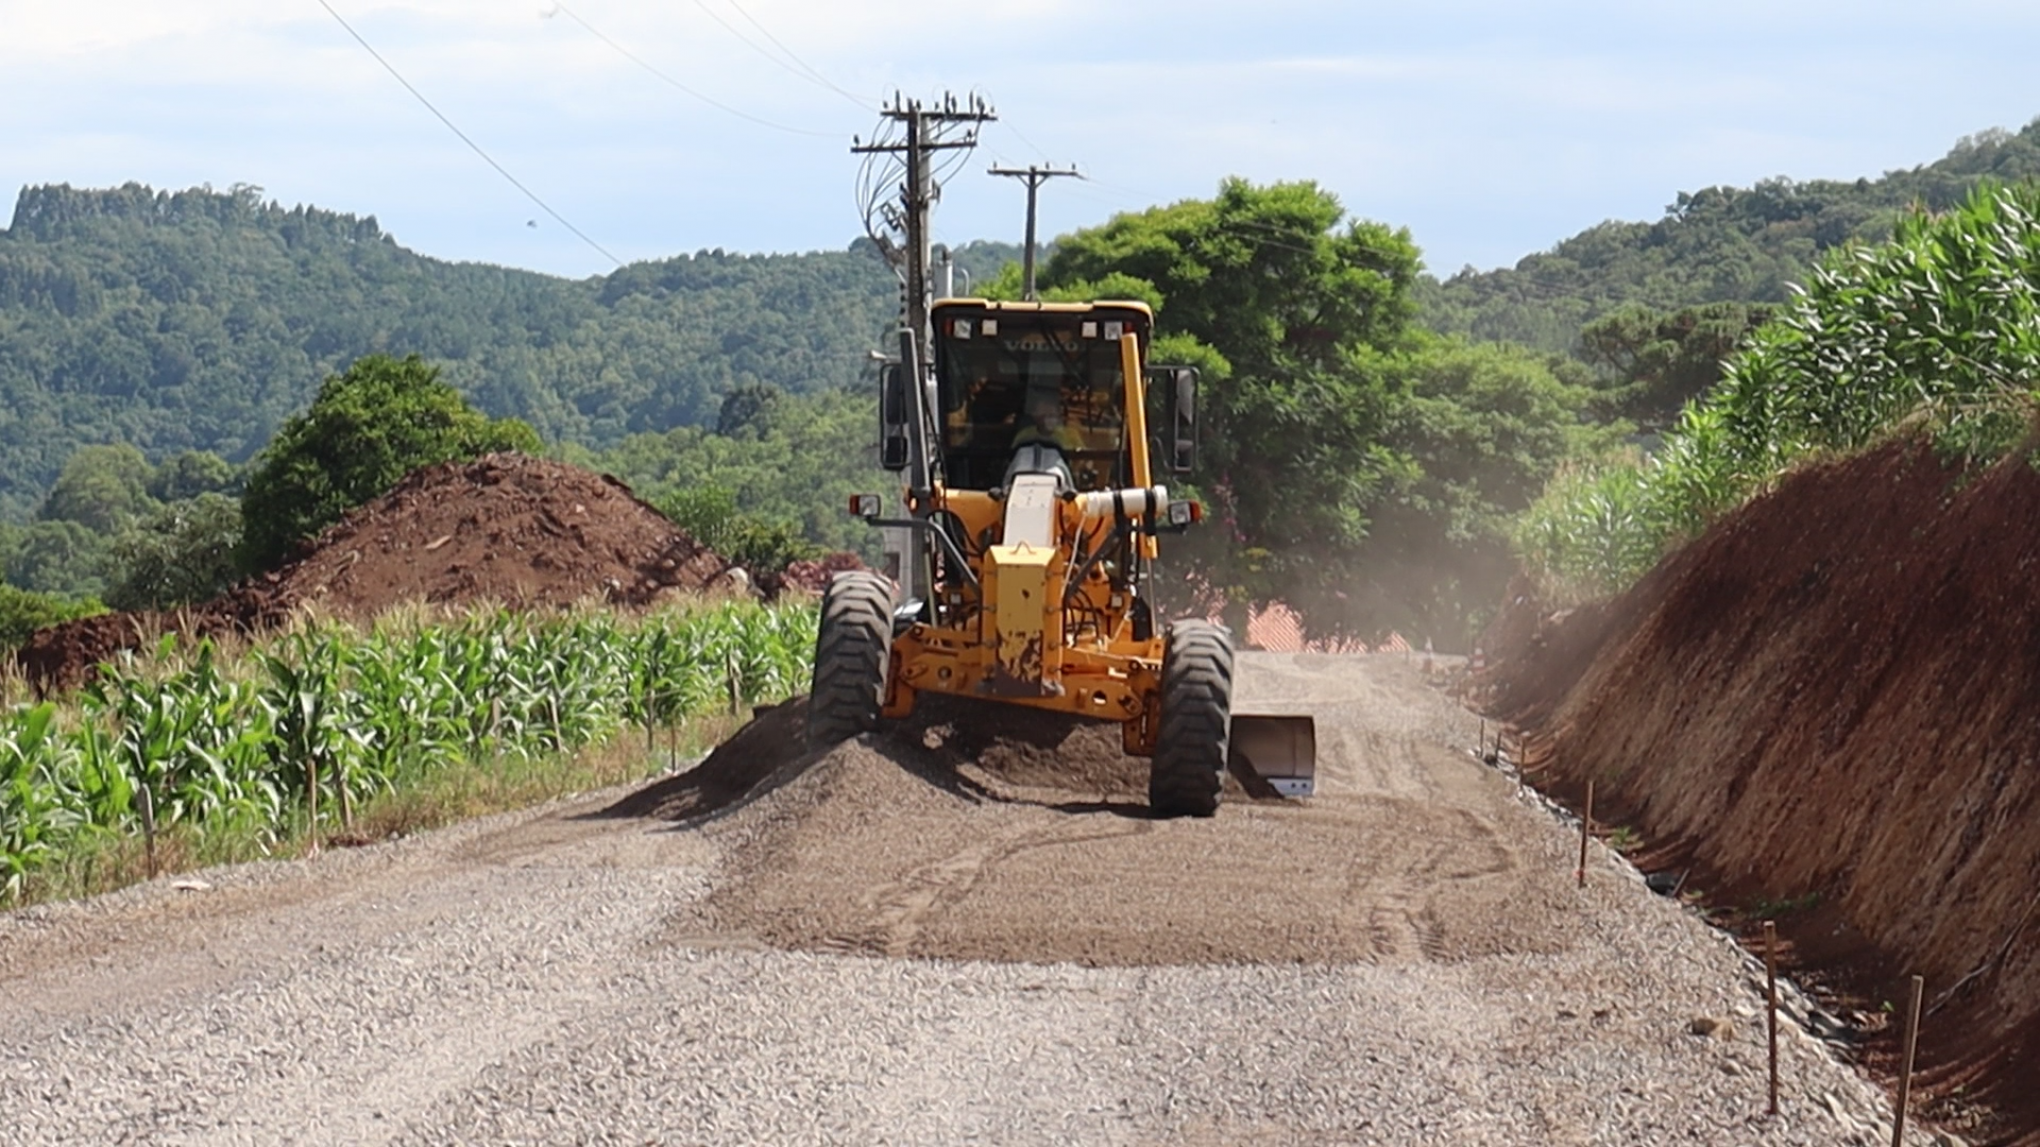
[807,297,1314,816]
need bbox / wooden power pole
[853,94,996,350]
[988,164,1081,300]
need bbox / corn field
[0,599,816,901]
[1518,181,2040,597]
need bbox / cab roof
[931,298,1153,319]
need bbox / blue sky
[3,1,2036,280]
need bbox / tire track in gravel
[822,818,1156,957]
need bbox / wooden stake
[1764,920,1779,1117]
[1892,973,1924,1147]
[1577,780,1594,887]
[305,752,320,856]
[138,783,157,880]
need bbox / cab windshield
[933,312,1135,489]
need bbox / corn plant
[1520,181,2040,599]
[0,597,818,903]
[0,704,82,899]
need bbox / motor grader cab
[807,298,1315,815]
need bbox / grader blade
[1229,714,1316,798]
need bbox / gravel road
[0,653,1930,1145]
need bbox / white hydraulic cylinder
[1075,485,1169,524]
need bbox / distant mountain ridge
[1420,117,2040,351]
[0,180,1017,520]
[4,117,2038,520]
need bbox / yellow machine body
[873,298,1313,787]
[879,300,1170,753]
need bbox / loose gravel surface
[0,653,1929,1145]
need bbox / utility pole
[988,164,1081,300]
[853,94,996,350]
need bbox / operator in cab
[1005,386,1081,493]
[1011,388,1082,453]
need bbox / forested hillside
[1422,118,2040,352]
[0,181,1015,521]
[6,118,2040,637]
[8,119,2035,527]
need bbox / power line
[548,3,833,138]
[995,118,1054,165]
[721,0,876,110]
[314,0,622,267]
[689,0,873,109]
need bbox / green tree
[237,354,541,571]
[37,444,156,533]
[0,583,104,651]
[146,450,238,502]
[582,386,894,561]
[714,381,785,440]
[654,484,818,572]
[1361,337,1624,640]
[105,493,243,611]
[1034,178,1423,636]
[1578,302,1772,431]
[3,520,112,597]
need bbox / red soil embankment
[13,454,768,693]
[1484,438,2040,1143]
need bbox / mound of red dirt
[769,552,867,597]
[16,454,738,692]
[276,452,732,614]
[1486,437,2040,1143]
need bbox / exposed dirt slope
[1483,437,2040,1144]
[15,454,731,691]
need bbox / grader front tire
[806,571,894,748]
[1148,620,1234,818]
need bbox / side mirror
[1146,365,1198,475]
[879,363,909,471]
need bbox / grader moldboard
[805,298,1315,816]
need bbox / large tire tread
[806,571,894,747]
[1149,620,1234,818]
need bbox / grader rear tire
[1148,620,1234,818]
[806,571,894,748]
